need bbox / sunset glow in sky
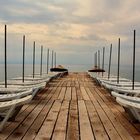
[0,0,140,65]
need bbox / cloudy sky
[0,0,140,66]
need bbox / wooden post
[47,49,49,74]
[4,25,7,88]
[33,41,35,78]
[22,35,25,83]
[102,47,105,77]
[94,53,96,67]
[95,52,97,67]
[55,52,56,68]
[117,38,120,84]
[132,30,136,90]
[108,44,112,79]
[40,45,43,76]
[98,50,100,68]
[52,50,53,68]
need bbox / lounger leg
[0,105,16,132]
[132,108,140,122]
[32,88,39,98]
[125,107,140,123]
[124,108,138,122]
[9,105,22,121]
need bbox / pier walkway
[0,73,140,140]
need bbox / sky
[0,0,140,66]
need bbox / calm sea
[0,64,140,82]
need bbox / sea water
[0,64,140,82]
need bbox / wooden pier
[0,73,140,140]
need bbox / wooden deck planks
[94,88,135,140]
[96,87,140,140]
[87,88,122,140]
[71,87,77,100]
[78,100,95,140]
[0,88,51,139]
[0,73,140,140]
[35,100,62,140]
[80,87,90,101]
[65,87,72,101]
[22,87,61,140]
[66,100,79,140]
[23,99,54,140]
[52,100,69,140]
[58,87,66,100]
[85,100,109,140]
[7,87,58,140]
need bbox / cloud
[0,0,140,65]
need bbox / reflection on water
[0,64,140,82]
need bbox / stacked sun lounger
[88,71,140,122]
[0,71,64,131]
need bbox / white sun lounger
[100,78,131,83]
[0,95,32,131]
[11,72,61,83]
[106,85,140,96]
[0,89,33,101]
[102,80,140,87]
[111,91,140,102]
[0,81,46,103]
[104,84,140,95]
[26,72,60,79]
[96,78,130,86]
[100,80,140,93]
[0,86,28,94]
[116,97,140,122]
[88,72,115,79]
[0,78,50,86]
[11,76,49,81]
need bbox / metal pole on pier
[22,35,25,83]
[132,30,136,90]
[54,52,56,68]
[94,53,96,67]
[52,50,53,68]
[33,41,35,78]
[102,47,105,77]
[108,44,112,79]
[4,25,7,88]
[98,50,100,68]
[40,45,43,76]
[95,52,97,67]
[117,38,120,84]
[47,49,49,74]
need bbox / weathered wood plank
[52,100,69,140]
[23,100,54,140]
[66,100,79,140]
[65,87,72,101]
[52,87,62,100]
[80,87,90,100]
[7,87,57,140]
[24,86,60,139]
[67,80,71,87]
[76,87,83,100]
[78,100,94,140]
[95,87,140,140]
[58,87,66,100]
[93,88,134,140]
[72,87,77,100]
[85,100,109,140]
[87,88,122,140]
[35,100,62,140]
